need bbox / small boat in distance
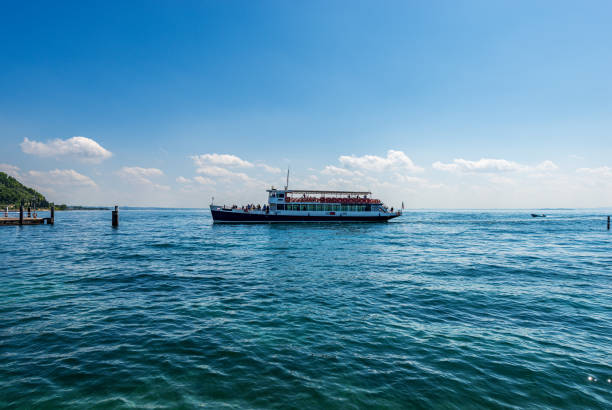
[531,213,546,218]
[210,188,401,223]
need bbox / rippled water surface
[1,209,611,408]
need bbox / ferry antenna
[285,167,289,190]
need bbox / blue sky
[1,1,611,207]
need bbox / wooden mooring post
[112,206,119,227]
[608,216,610,231]
[49,205,55,225]
[19,205,23,225]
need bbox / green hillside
[0,172,49,208]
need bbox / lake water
[1,209,611,408]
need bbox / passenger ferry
[210,187,401,223]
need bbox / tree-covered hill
[0,172,49,207]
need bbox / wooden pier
[0,206,54,226]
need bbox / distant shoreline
[2,206,110,211]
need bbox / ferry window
[365,205,371,211]
[278,193,284,198]
[325,205,331,211]
[270,193,276,198]
[341,205,347,212]
[334,205,340,211]
[278,204,285,210]
[316,204,322,211]
[302,205,307,211]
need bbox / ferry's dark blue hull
[211,209,399,223]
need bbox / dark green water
[1,210,611,409]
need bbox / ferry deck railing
[285,197,381,204]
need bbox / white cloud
[325,177,363,189]
[117,166,166,188]
[180,154,281,206]
[27,169,97,187]
[321,165,359,177]
[119,166,163,178]
[339,150,423,173]
[21,136,112,163]
[139,168,163,176]
[431,161,459,172]
[535,160,558,171]
[433,158,560,175]
[190,153,281,181]
[192,153,253,168]
[194,176,215,185]
[176,176,191,183]
[486,175,518,185]
[195,165,250,180]
[317,150,430,197]
[393,174,427,184]
[0,163,21,178]
[257,163,281,173]
[576,166,612,177]
[432,158,528,173]
[190,153,262,183]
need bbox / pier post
[27,207,31,218]
[19,205,23,225]
[608,216,610,231]
[112,206,119,227]
[50,205,55,225]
